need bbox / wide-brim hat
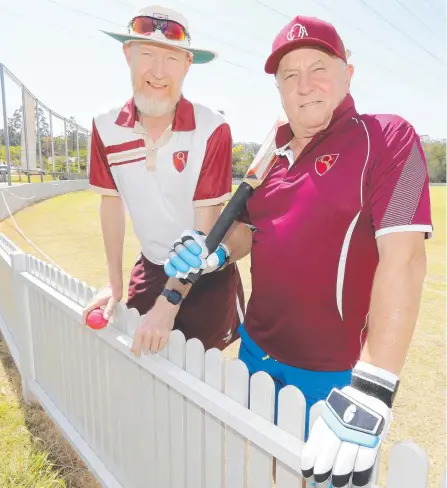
[101,5,217,65]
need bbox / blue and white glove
[302,361,399,488]
[164,230,230,280]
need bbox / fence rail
[0,232,445,488]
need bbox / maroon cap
[265,16,347,74]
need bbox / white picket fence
[0,232,445,488]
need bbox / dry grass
[0,339,101,487]
[0,186,444,487]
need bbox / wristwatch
[161,288,183,306]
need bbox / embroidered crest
[315,154,339,176]
[287,23,308,41]
[173,151,188,172]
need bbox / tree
[7,108,22,146]
[422,139,446,183]
[66,116,77,152]
[36,106,50,138]
[232,143,253,177]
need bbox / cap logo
[153,12,168,20]
[286,23,308,41]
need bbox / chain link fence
[0,63,91,186]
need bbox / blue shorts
[237,324,352,440]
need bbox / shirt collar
[275,93,358,149]
[115,95,196,131]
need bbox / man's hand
[131,296,179,356]
[164,230,230,280]
[302,361,398,487]
[82,283,122,324]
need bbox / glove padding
[302,362,399,488]
[164,230,230,280]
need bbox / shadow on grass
[0,335,100,488]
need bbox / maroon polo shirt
[240,94,432,371]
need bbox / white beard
[133,92,178,118]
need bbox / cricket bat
[181,118,284,285]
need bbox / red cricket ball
[86,308,108,330]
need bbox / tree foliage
[232,137,446,183]
[422,138,446,183]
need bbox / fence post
[76,125,80,174]
[10,251,38,405]
[0,64,12,187]
[49,111,55,177]
[64,119,69,175]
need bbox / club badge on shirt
[315,154,339,176]
[173,151,189,173]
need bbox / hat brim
[264,38,346,74]
[101,30,217,64]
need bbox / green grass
[0,186,445,487]
[9,175,55,184]
[0,393,64,488]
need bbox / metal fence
[0,63,91,186]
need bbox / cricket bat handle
[181,182,254,285]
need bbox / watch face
[169,290,182,305]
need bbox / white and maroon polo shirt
[240,93,433,371]
[89,96,232,264]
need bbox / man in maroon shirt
[165,15,432,487]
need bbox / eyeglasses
[129,16,191,43]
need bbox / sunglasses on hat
[128,15,191,42]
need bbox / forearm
[360,255,427,375]
[223,221,253,263]
[162,208,252,303]
[100,195,125,290]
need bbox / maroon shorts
[126,253,245,351]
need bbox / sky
[0,0,446,143]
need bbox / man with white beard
[83,5,245,356]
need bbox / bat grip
[181,182,254,285]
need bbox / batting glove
[302,361,399,488]
[164,230,230,280]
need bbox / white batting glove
[302,361,399,488]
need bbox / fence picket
[49,302,64,412]
[185,338,206,488]
[139,358,157,488]
[276,385,306,487]
[204,348,225,488]
[168,330,187,488]
[50,265,57,289]
[248,371,275,488]
[63,273,71,298]
[38,260,45,280]
[44,264,52,286]
[225,359,249,488]
[69,277,79,303]
[29,287,44,391]
[387,440,429,488]
[71,281,89,441]
[61,291,76,429]
[439,469,446,488]
[0,236,439,488]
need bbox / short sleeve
[367,121,432,239]
[193,123,232,207]
[89,119,119,196]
